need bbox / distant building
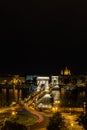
[61,66,71,76]
[25,75,38,85]
[0,75,25,85]
[26,75,37,81]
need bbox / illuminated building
[61,67,71,76]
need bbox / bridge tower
[37,77,49,92]
[51,76,59,86]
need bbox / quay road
[24,102,83,130]
[0,103,83,130]
[23,97,83,130]
[22,88,84,130]
[0,104,20,114]
[0,101,84,130]
[0,104,20,128]
[0,84,84,130]
[24,103,50,130]
[23,93,84,130]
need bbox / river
[0,87,30,107]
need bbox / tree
[77,112,87,130]
[1,120,27,130]
[47,112,67,130]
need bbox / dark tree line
[47,112,67,130]
[1,121,27,130]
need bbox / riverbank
[0,104,39,129]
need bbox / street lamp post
[11,111,18,121]
[83,101,86,114]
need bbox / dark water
[0,86,87,108]
[0,87,30,107]
[62,87,87,108]
[52,87,87,108]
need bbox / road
[26,104,84,130]
[0,104,20,128]
[24,102,50,130]
[0,104,20,113]
[22,93,85,130]
[0,101,84,130]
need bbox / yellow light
[71,123,73,127]
[12,102,16,105]
[52,107,58,112]
[54,100,60,104]
[64,67,71,75]
[12,111,16,115]
[55,107,58,110]
[52,107,55,110]
[11,111,17,116]
[58,100,60,104]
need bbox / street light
[54,100,60,104]
[11,111,17,117]
[83,101,86,114]
[12,111,16,116]
[71,123,73,127]
[70,122,74,130]
[52,107,58,112]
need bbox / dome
[61,66,71,75]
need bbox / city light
[11,111,17,116]
[71,123,74,127]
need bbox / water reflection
[0,87,29,107]
[60,87,87,108]
[0,85,87,109]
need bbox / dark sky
[0,0,87,75]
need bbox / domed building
[61,67,71,76]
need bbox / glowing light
[54,100,60,104]
[61,66,71,75]
[52,107,58,112]
[71,123,74,127]
[11,111,17,116]
[12,111,16,116]
[37,77,49,80]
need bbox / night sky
[0,0,87,75]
